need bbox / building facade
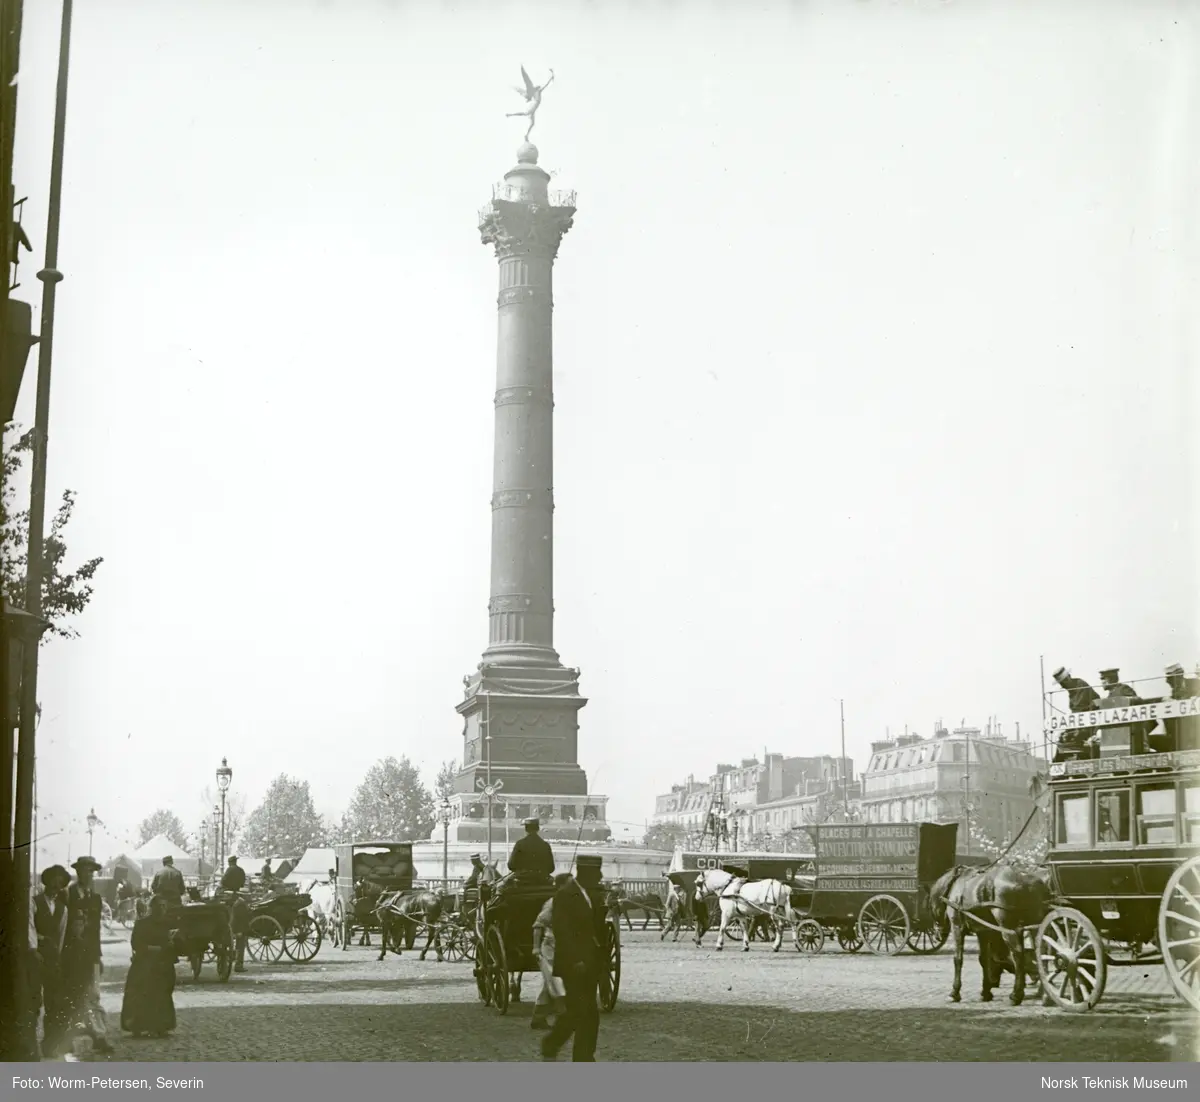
[860,725,1047,847]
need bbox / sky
[9,0,1198,865]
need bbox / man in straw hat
[540,853,608,1062]
[59,856,112,1055]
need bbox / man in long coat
[33,865,70,1057]
[59,856,112,1055]
[508,818,555,882]
[540,854,608,1062]
[151,856,186,907]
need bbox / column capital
[479,198,575,261]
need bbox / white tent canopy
[132,834,201,878]
[284,847,336,886]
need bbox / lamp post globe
[86,807,99,856]
[215,758,232,869]
[437,797,452,889]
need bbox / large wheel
[474,935,490,1004]
[486,927,510,1015]
[283,914,323,962]
[216,945,233,983]
[1159,854,1200,1012]
[907,916,951,954]
[246,914,286,963]
[723,918,745,941]
[793,919,825,954]
[836,926,864,953]
[600,917,621,1012]
[1035,906,1107,1013]
[857,895,911,956]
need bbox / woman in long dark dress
[121,896,177,1038]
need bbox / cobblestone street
[84,928,1196,1062]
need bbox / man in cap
[1163,663,1200,751]
[463,853,488,892]
[59,856,112,1055]
[508,817,555,883]
[151,855,186,908]
[220,855,246,893]
[541,854,608,1062]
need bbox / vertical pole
[485,692,493,865]
[441,819,448,890]
[1039,655,1049,764]
[221,790,227,869]
[840,699,848,815]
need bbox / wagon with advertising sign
[789,822,957,955]
[1036,669,1200,1012]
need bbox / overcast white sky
[10,0,1198,863]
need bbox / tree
[1,427,104,640]
[239,775,327,857]
[342,756,434,841]
[137,809,190,850]
[643,821,688,851]
[434,759,458,805]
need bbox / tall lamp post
[199,817,208,880]
[215,757,232,869]
[475,698,503,864]
[85,807,98,856]
[436,797,452,890]
[212,807,220,874]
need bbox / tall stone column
[447,141,609,846]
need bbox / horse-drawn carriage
[242,888,323,964]
[330,841,415,949]
[1034,741,1200,1011]
[165,897,238,981]
[790,822,956,955]
[472,878,621,1015]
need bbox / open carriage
[331,841,415,948]
[790,822,956,955]
[242,889,323,964]
[472,878,621,1015]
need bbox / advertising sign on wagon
[812,823,922,893]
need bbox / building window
[1095,789,1131,845]
[1136,784,1177,846]
[1056,794,1090,846]
[1183,783,1200,844]
[952,743,966,763]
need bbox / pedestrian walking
[33,865,71,1057]
[120,896,177,1038]
[540,854,608,1062]
[530,872,572,1031]
[59,856,113,1056]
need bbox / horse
[303,880,337,942]
[607,886,666,932]
[693,868,794,952]
[929,864,1051,1007]
[375,889,447,962]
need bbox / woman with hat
[59,856,113,1055]
[120,895,177,1038]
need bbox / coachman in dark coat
[540,854,608,1062]
[508,818,555,882]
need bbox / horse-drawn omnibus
[1037,712,1200,1012]
[330,841,415,948]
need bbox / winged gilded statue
[507,66,555,142]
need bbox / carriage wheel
[724,918,745,941]
[793,919,825,954]
[283,914,323,962]
[600,918,621,1012]
[442,924,465,963]
[486,927,510,1015]
[857,895,911,956]
[1159,854,1200,1012]
[1035,906,1107,1013]
[246,914,286,963]
[474,936,490,1004]
[907,916,951,954]
[836,926,864,953]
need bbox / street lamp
[199,817,209,879]
[215,757,232,868]
[436,797,453,890]
[85,807,98,856]
[476,693,502,864]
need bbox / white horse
[694,868,795,952]
[303,879,337,941]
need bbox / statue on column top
[507,66,554,142]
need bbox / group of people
[489,816,614,1062]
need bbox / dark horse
[374,889,446,962]
[929,864,1050,1006]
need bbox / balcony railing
[486,183,577,208]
